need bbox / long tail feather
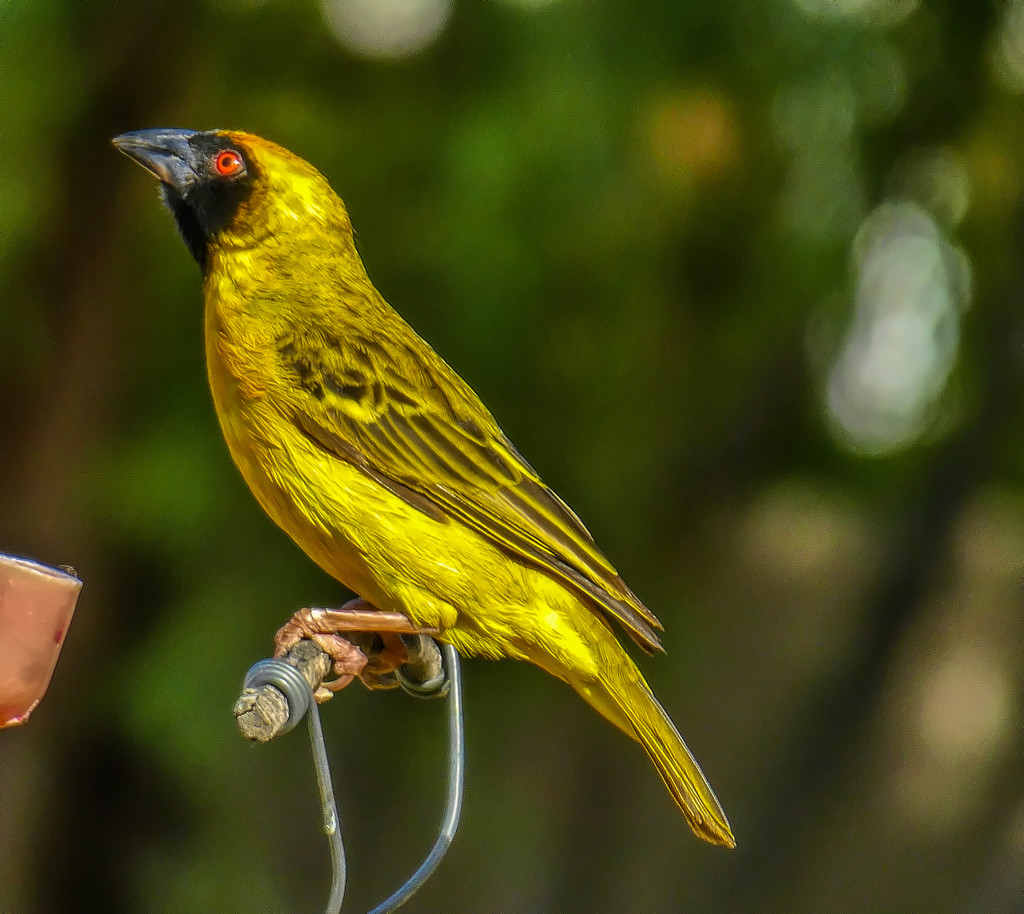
[571,650,735,848]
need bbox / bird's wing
[278,319,664,654]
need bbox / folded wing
[279,317,664,654]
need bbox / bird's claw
[273,600,426,699]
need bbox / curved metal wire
[308,695,348,914]
[243,659,347,913]
[369,643,464,914]
[241,641,464,914]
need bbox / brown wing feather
[280,319,664,654]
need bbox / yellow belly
[204,309,598,675]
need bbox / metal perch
[236,635,464,914]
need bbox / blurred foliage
[2,1,1024,912]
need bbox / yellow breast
[200,251,599,675]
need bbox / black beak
[112,128,199,191]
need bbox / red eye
[214,149,243,177]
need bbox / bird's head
[113,128,351,272]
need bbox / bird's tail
[566,641,735,848]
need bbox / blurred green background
[2,0,1023,912]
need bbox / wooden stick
[234,640,333,742]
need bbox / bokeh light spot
[792,0,919,25]
[322,0,454,59]
[916,645,1012,762]
[992,0,1024,93]
[826,201,969,455]
[645,88,739,186]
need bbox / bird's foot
[273,599,438,700]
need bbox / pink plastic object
[0,554,81,728]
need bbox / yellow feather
[123,128,734,847]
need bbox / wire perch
[236,635,464,914]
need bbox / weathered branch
[234,641,332,742]
[233,633,447,742]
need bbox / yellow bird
[113,128,734,848]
